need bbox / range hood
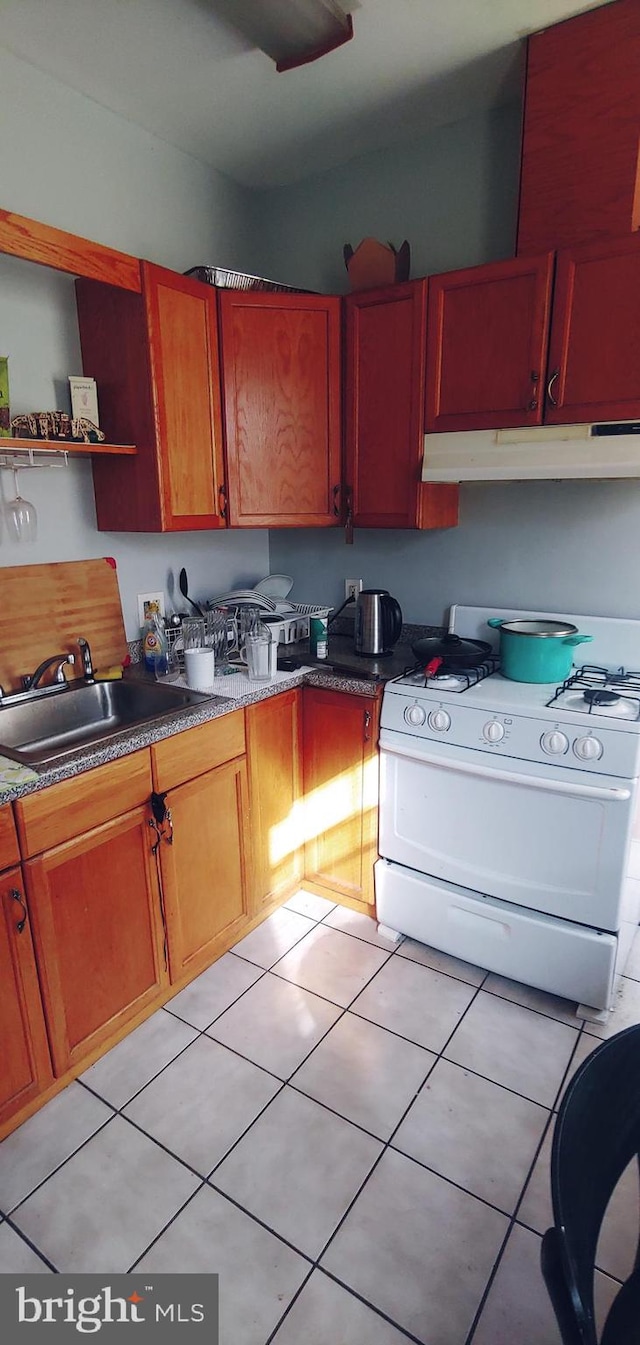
[422,421,640,482]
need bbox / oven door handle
[379,742,632,802]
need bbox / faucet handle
[55,652,75,683]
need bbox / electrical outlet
[345,578,363,602]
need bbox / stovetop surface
[385,605,640,728]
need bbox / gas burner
[547,666,640,720]
[398,654,500,693]
[584,689,621,707]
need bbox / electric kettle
[354,589,403,656]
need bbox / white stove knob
[483,719,505,743]
[404,703,426,727]
[540,730,569,756]
[428,708,451,732]
[573,734,604,762]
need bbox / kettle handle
[383,594,403,646]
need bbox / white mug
[184,647,215,690]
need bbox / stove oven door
[378,728,638,931]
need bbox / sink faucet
[21,652,76,691]
[77,637,95,684]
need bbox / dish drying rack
[259,603,331,645]
[165,600,331,670]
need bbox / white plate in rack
[209,590,277,612]
[254,574,294,600]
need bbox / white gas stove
[376,605,640,1016]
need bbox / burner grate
[398,654,500,691]
[547,665,640,719]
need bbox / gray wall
[260,106,640,624]
[257,105,521,292]
[0,47,269,638]
[270,480,640,625]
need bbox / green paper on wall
[0,357,9,437]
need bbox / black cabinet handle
[10,888,27,934]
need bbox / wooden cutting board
[0,557,128,692]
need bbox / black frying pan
[411,633,493,669]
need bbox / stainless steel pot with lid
[493,619,579,638]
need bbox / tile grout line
[265,1263,425,1345]
[0,903,594,1303]
[259,977,497,1342]
[1,1210,59,1272]
[1,906,367,1253]
[91,971,596,1334]
[463,1023,596,1344]
[302,980,488,1292]
[125,1179,208,1273]
[2,1113,117,1222]
[292,960,588,1343]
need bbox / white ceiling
[1,0,611,189]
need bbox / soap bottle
[143,614,168,673]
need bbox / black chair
[541,1023,640,1344]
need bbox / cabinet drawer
[15,751,152,858]
[152,711,245,791]
[0,805,20,872]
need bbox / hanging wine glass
[5,467,37,544]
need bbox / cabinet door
[425,254,554,433]
[0,866,53,1131]
[25,808,168,1076]
[518,0,640,256]
[345,282,458,530]
[302,688,379,905]
[219,291,342,527]
[0,804,20,871]
[545,233,640,424]
[76,265,225,532]
[246,690,303,912]
[158,758,251,983]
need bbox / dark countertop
[288,633,420,683]
[0,640,411,807]
[0,633,433,808]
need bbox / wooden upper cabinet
[545,233,640,425]
[425,254,555,433]
[518,0,640,257]
[76,263,225,532]
[219,291,342,527]
[344,282,458,530]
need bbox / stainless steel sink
[0,679,222,769]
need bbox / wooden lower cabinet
[24,807,168,1076]
[1,686,384,1136]
[157,757,252,983]
[0,864,53,1129]
[302,687,380,906]
[246,690,303,912]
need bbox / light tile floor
[1,891,639,1344]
